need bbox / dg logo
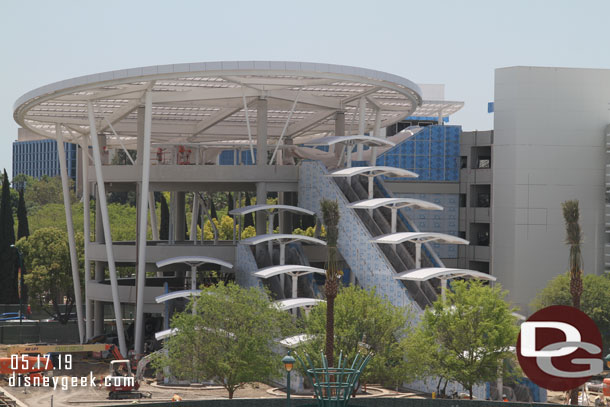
[516,305,603,391]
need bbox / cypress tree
[210,200,218,221]
[160,194,170,240]
[227,192,234,218]
[0,170,16,303]
[17,189,29,239]
[244,193,254,228]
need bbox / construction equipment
[105,359,151,400]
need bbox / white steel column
[415,243,422,269]
[56,124,85,343]
[390,208,397,234]
[81,139,93,340]
[357,97,366,161]
[134,90,153,357]
[149,192,159,241]
[87,101,127,356]
[257,98,267,167]
[370,108,382,165]
[441,278,447,301]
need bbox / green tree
[532,272,610,352]
[320,199,341,366]
[408,280,518,399]
[302,285,412,388]
[17,189,29,239]
[154,282,293,398]
[16,227,84,323]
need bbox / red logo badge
[516,305,603,391]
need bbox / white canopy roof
[348,198,443,211]
[306,135,395,147]
[254,265,326,279]
[371,232,469,245]
[156,256,233,269]
[155,289,202,303]
[14,61,424,146]
[393,268,496,282]
[278,334,316,348]
[274,298,325,311]
[229,204,314,216]
[328,166,418,179]
[240,234,326,246]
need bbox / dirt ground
[0,354,423,407]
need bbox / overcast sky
[1,0,609,173]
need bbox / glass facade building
[12,139,77,182]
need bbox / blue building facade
[376,124,462,259]
[12,139,77,182]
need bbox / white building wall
[492,66,609,314]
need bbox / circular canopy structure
[240,234,326,246]
[274,298,325,311]
[14,61,425,147]
[155,255,233,269]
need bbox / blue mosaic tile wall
[376,125,461,181]
[394,193,459,259]
[234,244,261,288]
[298,161,419,313]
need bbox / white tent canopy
[229,204,314,217]
[393,268,496,282]
[371,232,469,245]
[279,334,316,348]
[274,298,325,311]
[348,197,443,211]
[254,265,326,279]
[155,289,202,304]
[240,234,326,246]
[328,166,417,179]
[156,256,233,269]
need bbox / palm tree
[320,199,341,367]
[561,199,583,406]
[561,200,583,309]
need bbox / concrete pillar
[174,192,186,241]
[257,98,267,166]
[136,106,145,165]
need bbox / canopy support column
[357,97,366,161]
[81,139,93,340]
[415,242,422,269]
[134,90,153,358]
[149,192,159,241]
[87,101,127,357]
[56,124,85,344]
[190,192,199,243]
[441,278,447,301]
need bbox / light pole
[282,353,295,407]
[10,245,24,325]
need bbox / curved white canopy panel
[512,312,527,321]
[306,135,395,148]
[371,232,469,245]
[156,256,233,269]
[328,166,418,179]
[229,204,314,217]
[274,298,326,311]
[279,334,316,348]
[240,234,326,246]
[155,328,179,341]
[254,265,326,279]
[348,198,443,211]
[155,289,202,304]
[14,61,423,146]
[394,268,496,282]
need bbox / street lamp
[10,245,24,326]
[282,353,296,407]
